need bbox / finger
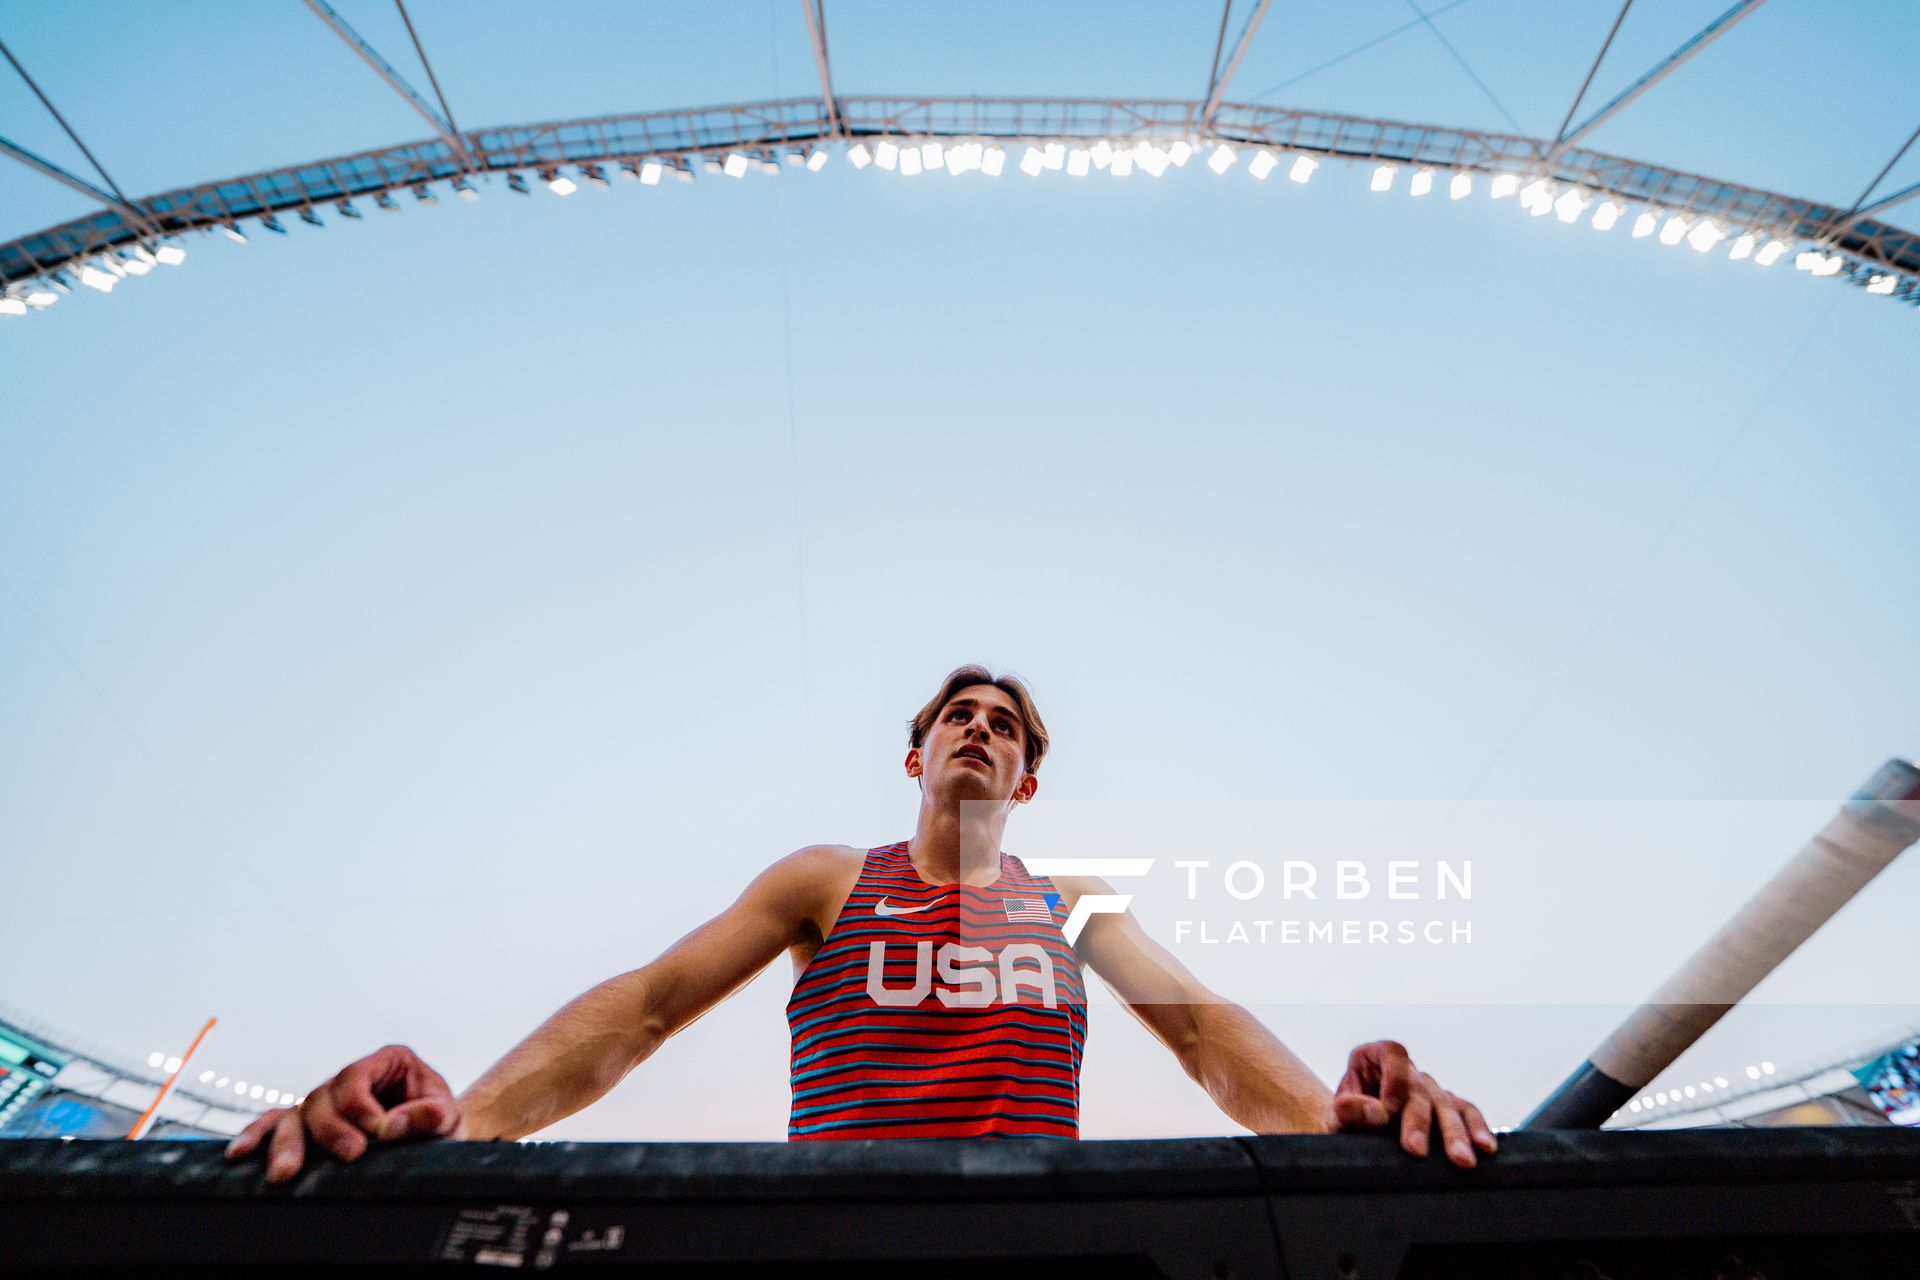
[265,1108,309,1184]
[1376,1049,1417,1117]
[303,1087,368,1162]
[1433,1096,1475,1168]
[1330,1090,1389,1130]
[1463,1102,1498,1153]
[225,1109,283,1161]
[382,1096,461,1141]
[1399,1088,1434,1157]
[329,1057,393,1138]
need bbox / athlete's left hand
[1329,1040,1497,1168]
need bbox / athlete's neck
[907,797,1008,887]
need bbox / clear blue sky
[2,1,1916,1136]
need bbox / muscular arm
[1058,876,1333,1135]
[459,845,838,1140]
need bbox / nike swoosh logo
[874,897,947,917]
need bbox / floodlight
[1727,233,1756,260]
[301,208,325,227]
[119,252,153,276]
[1248,149,1277,180]
[723,152,750,178]
[1207,143,1237,174]
[1371,163,1396,192]
[0,296,24,317]
[806,147,828,171]
[1136,142,1169,177]
[235,1081,249,1095]
[1813,254,1844,277]
[335,199,363,219]
[874,140,899,170]
[546,172,577,195]
[1658,214,1691,246]
[847,142,872,168]
[582,165,611,188]
[454,178,479,201]
[981,145,1006,176]
[25,287,56,307]
[250,1085,265,1100]
[1794,250,1820,271]
[1518,177,1548,207]
[1553,188,1587,223]
[1591,198,1624,231]
[920,141,944,171]
[1867,273,1896,294]
[1685,218,1725,252]
[77,263,115,292]
[1290,154,1318,183]
[1109,151,1132,177]
[1754,239,1788,266]
[1489,172,1519,198]
[1632,208,1658,237]
[148,1052,165,1068]
[266,1090,281,1104]
[1067,148,1090,177]
[1410,167,1433,196]
[1449,171,1471,199]
[900,148,922,176]
[1168,140,1193,165]
[221,224,248,243]
[1019,145,1045,176]
[1091,140,1114,168]
[639,160,663,185]
[376,192,401,213]
[1043,142,1065,170]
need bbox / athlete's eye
[947,708,967,722]
[994,719,1013,735]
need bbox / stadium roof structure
[1607,1022,1920,1132]
[0,1005,278,1142]
[2,0,1916,316]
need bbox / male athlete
[230,666,1498,1178]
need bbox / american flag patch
[1004,897,1057,923]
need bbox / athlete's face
[905,684,1038,807]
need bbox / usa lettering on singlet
[785,841,1089,1139]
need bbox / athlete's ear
[1012,772,1038,805]
[904,747,922,779]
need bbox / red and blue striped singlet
[785,841,1088,1140]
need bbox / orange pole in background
[126,1016,216,1140]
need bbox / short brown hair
[908,665,1050,774]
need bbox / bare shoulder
[774,843,866,880]
[761,844,866,946]
[757,843,867,898]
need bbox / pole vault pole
[126,1016,216,1141]
[1522,758,1920,1130]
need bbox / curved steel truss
[3,95,1916,305]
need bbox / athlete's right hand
[224,1044,467,1183]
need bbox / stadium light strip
[3,95,1916,314]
